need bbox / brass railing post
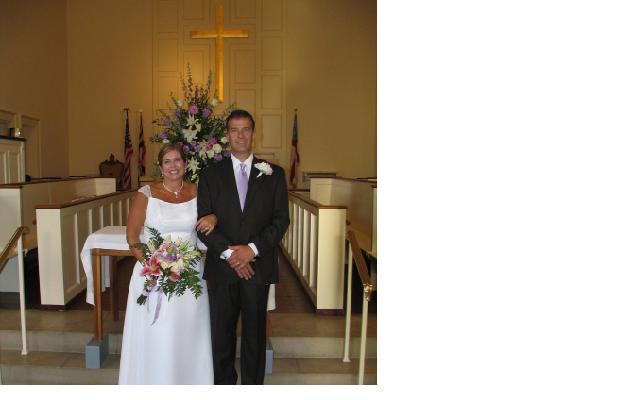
[343,243,354,362]
[358,286,372,384]
[343,231,375,384]
[0,226,29,356]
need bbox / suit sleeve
[249,166,290,256]
[197,169,231,256]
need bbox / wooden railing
[280,190,347,312]
[0,226,29,357]
[309,177,376,257]
[343,230,376,384]
[36,190,135,306]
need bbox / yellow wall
[286,0,376,180]
[0,0,69,177]
[66,0,153,184]
[1,0,376,182]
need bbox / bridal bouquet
[136,226,203,306]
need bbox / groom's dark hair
[225,109,255,132]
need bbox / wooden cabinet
[0,137,25,184]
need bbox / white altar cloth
[80,226,275,309]
[80,226,129,305]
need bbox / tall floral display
[151,66,234,182]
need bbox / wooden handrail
[0,175,108,188]
[312,176,375,183]
[35,189,136,209]
[288,190,347,210]
[0,226,28,271]
[347,230,374,301]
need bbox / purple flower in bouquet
[182,143,190,153]
[192,142,201,152]
[174,109,182,118]
[163,117,171,127]
[188,104,198,115]
[202,108,212,118]
[214,153,223,161]
[159,132,168,140]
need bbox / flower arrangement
[136,227,203,307]
[151,65,234,182]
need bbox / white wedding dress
[118,185,214,384]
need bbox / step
[0,329,376,359]
[0,309,377,359]
[0,350,376,385]
[0,310,377,339]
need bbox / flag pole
[137,109,146,187]
[289,109,300,189]
[122,108,133,190]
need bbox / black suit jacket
[197,156,290,285]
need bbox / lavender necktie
[237,163,249,210]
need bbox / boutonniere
[255,162,273,178]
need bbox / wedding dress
[118,185,214,384]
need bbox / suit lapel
[221,157,243,216]
[243,157,261,213]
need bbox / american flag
[289,110,300,188]
[137,111,146,183]
[122,109,133,190]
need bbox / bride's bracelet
[128,242,144,251]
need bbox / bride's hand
[196,214,217,235]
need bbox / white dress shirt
[219,153,259,260]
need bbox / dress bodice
[138,185,198,245]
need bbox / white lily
[187,157,200,174]
[198,141,209,159]
[220,136,228,144]
[212,143,223,154]
[186,114,198,127]
[170,259,183,273]
[182,127,197,143]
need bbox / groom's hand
[227,245,256,267]
[232,262,255,280]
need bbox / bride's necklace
[162,180,184,198]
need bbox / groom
[197,109,290,384]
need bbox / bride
[119,143,217,384]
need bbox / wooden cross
[191,3,249,102]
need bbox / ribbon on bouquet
[143,284,164,325]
